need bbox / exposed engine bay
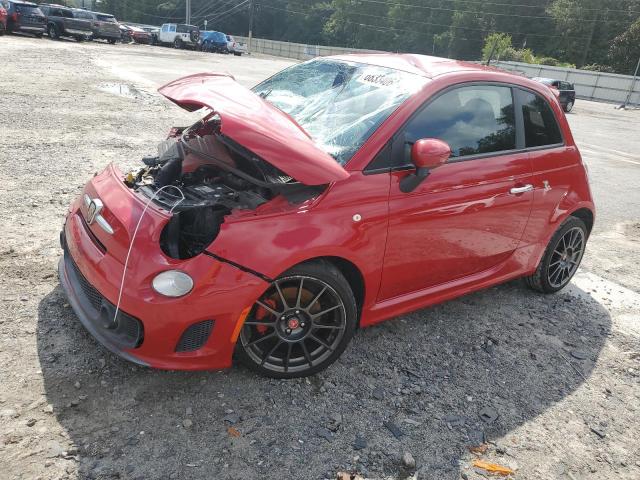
[124,114,324,260]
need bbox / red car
[59,55,595,378]
[0,5,6,35]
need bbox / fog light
[152,271,193,297]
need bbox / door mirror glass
[411,138,450,170]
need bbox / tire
[233,52,241,56]
[524,216,588,294]
[108,38,116,45]
[564,100,574,113]
[174,37,183,49]
[236,261,358,378]
[75,35,85,42]
[35,32,43,38]
[0,24,5,36]
[48,24,59,40]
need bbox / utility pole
[186,0,191,25]
[623,57,640,109]
[248,0,254,54]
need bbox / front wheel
[236,261,357,378]
[564,100,574,113]
[174,37,183,49]
[525,216,588,293]
[108,38,116,44]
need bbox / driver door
[378,83,534,300]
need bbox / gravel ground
[1,36,639,480]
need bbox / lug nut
[286,329,291,334]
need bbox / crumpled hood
[157,73,350,186]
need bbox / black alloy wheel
[237,262,357,378]
[525,216,588,293]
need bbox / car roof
[9,0,40,5]
[327,53,506,78]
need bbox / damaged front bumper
[58,173,270,370]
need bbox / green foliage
[482,33,512,62]
[608,19,640,74]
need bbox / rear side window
[519,90,563,147]
[402,85,516,159]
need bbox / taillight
[12,12,18,21]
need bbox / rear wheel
[525,216,587,293]
[75,35,85,42]
[48,24,59,40]
[108,38,116,44]
[236,261,357,378]
[564,100,574,113]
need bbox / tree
[609,18,640,74]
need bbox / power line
[265,3,593,40]
[379,0,640,16]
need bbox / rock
[26,418,37,427]
[315,427,334,442]
[43,405,54,414]
[401,451,416,469]
[590,426,606,439]
[571,350,588,360]
[183,419,193,428]
[223,413,240,425]
[74,381,81,389]
[372,387,384,400]
[328,413,342,432]
[383,421,404,439]
[186,407,193,415]
[479,406,499,424]
[0,408,17,418]
[353,435,367,450]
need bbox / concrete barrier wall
[492,61,640,105]
[235,36,382,61]
[235,37,640,105]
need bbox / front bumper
[58,172,269,370]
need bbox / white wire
[113,184,185,326]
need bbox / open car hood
[158,73,350,185]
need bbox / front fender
[208,171,391,311]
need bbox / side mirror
[400,139,450,193]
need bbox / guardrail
[234,36,640,105]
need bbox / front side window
[519,90,563,147]
[253,59,428,165]
[402,85,516,159]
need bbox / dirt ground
[1,36,639,480]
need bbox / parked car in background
[158,22,199,49]
[198,30,227,53]
[0,4,7,35]
[126,24,151,44]
[84,10,120,44]
[141,25,159,45]
[39,3,92,41]
[532,77,576,112]
[118,23,132,43]
[226,34,247,55]
[59,55,594,377]
[1,0,46,37]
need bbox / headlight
[152,271,193,297]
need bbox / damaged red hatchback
[59,54,595,377]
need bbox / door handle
[510,184,534,195]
